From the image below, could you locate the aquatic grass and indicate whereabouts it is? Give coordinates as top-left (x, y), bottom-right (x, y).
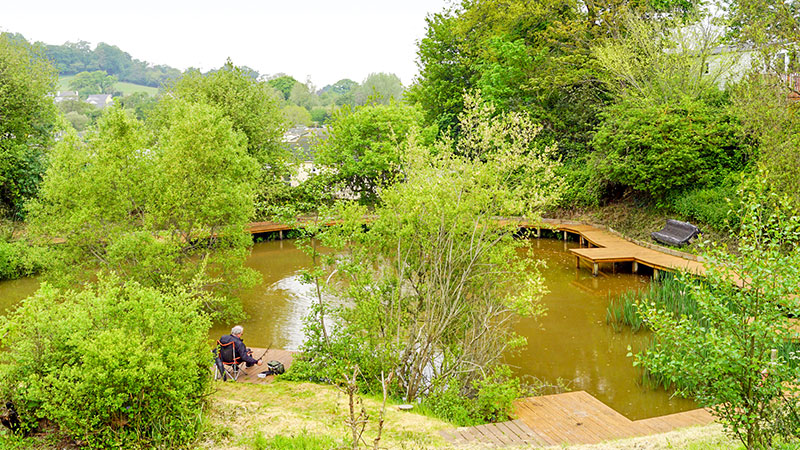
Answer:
top-left (606, 274), bottom-right (703, 333)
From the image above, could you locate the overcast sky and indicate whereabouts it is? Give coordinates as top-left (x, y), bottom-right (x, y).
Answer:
top-left (2, 0), bottom-right (453, 88)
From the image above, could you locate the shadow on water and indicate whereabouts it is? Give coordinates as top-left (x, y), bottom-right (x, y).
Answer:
top-left (0, 238), bottom-right (696, 420)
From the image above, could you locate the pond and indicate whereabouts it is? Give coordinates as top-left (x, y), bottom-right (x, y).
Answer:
top-left (0, 237), bottom-right (696, 420)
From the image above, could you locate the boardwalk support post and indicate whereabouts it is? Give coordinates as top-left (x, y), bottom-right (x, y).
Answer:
top-left (563, 231), bottom-right (568, 241)
top-left (279, 230), bottom-right (283, 240)
top-left (536, 227), bottom-right (541, 238)
top-left (592, 263), bottom-right (599, 276)
top-left (576, 256), bottom-right (580, 269)
top-left (633, 261), bottom-right (638, 273)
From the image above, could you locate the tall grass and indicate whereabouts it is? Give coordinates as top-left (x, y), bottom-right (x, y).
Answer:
top-left (606, 274), bottom-right (702, 332)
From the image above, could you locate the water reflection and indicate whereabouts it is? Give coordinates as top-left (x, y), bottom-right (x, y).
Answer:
top-left (0, 238), bottom-right (696, 420)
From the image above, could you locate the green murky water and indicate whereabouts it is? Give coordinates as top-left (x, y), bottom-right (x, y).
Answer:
top-left (0, 238), bottom-right (695, 420)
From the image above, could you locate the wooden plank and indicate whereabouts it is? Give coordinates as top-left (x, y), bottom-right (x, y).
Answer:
top-left (483, 423), bottom-right (514, 445)
top-left (494, 421), bottom-right (526, 444)
top-left (510, 419), bottom-right (552, 446)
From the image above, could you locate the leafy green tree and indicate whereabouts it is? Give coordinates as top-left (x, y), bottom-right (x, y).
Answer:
top-left (267, 74), bottom-right (300, 100)
top-left (353, 72), bottom-right (404, 105)
top-left (0, 33), bottom-right (59, 217)
top-left (319, 78), bottom-right (358, 106)
top-left (637, 181), bottom-right (800, 449)
top-left (67, 70), bottom-right (117, 96)
top-left (288, 81), bottom-right (319, 110)
top-left (160, 60), bottom-right (287, 175)
top-left (27, 104), bottom-right (259, 319)
top-left (282, 104), bottom-right (312, 126)
top-left (0, 275), bottom-right (212, 448)
top-left (294, 92), bottom-right (564, 420)
top-left (316, 101), bottom-right (425, 203)
top-left (117, 91), bottom-right (158, 120)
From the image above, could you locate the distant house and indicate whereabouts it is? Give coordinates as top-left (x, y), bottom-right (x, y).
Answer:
top-left (85, 94), bottom-right (114, 109)
top-left (54, 91), bottom-right (79, 103)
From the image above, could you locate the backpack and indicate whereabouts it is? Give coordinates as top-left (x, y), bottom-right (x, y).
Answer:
top-left (266, 360), bottom-right (285, 375)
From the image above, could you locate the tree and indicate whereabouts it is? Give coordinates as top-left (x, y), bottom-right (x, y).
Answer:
top-left (637, 180), bottom-right (800, 449)
top-left (288, 81), bottom-right (319, 110)
top-left (408, 0), bottom-right (699, 152)
top-left (295, 92), bottom-right (564, 421)
top-left (27, 104), bottom-right (259, 320)
top-left (320, 78), bottom-right (359, 107)
top-left (316, 101), bottom-right (426, 204)
top-left (0, 32), bottom-right (59, 217)
top-left (353, 72), bottom-right (404, 105)
top-left (68, 70), bottom-right (118, 96)
top-left (267, 74), bottom-right (300, 100)
top-left (160, 60), bottom-right (287, 175)
top-left (282, 104), bottom-right (312, 126)
top-left (0, 276), bottom-right (212, 447)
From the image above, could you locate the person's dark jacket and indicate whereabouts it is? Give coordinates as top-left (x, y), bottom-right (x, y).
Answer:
top-left (219, 334), bottom-right (259, 365)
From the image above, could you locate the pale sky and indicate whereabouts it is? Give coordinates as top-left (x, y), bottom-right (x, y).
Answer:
top-left (1, 0), bottom-right (454, 88)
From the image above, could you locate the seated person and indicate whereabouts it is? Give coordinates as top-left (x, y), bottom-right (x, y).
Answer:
top-left (219, 325), bottom-right (262, 367)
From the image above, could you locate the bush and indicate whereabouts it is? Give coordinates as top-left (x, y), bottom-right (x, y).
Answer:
top-left (421, 366), bottom-right (524, 426)
top-left (0, 240), bottom-right (49, 281)
top-left (669, 181), bottom-right (741, 230)
top-left (0, 275), bottom-right (212, 448)
top-left (592, 95), bottom-right (748, 200)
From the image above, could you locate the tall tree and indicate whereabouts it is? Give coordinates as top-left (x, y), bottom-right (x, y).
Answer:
top-left (0, 32), bottom-right (59, 217)
top-left (161, 60), bottom-right (287, 174)
top-left (68, 70), bottom-right (118, 95)
top-left (28, 104), bottom-right (259, 319)
top-left (353, 72), bottom-right (404, 105)
top-left (316, 101), bottom-right (426, 204)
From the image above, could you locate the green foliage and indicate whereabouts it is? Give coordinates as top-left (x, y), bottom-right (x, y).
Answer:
top-left (592, 95), bottom-right (748, 199)
top-left (353, 72), bottom-right (404, 105)
top-left (0, 276), bottom-right (212, 448)
top-left (282, 104), bottom-right (312, 127)
top-left (296, 93), bottom-right (562, 418)
top-left (556, 156), bottom-right (604, 208)
top-left (729, 75), bottom-right (800, 210)
top-left (606, 274), bottom-right (700, 333)
top-left (67, 70), bottom-right (117, 96)
top-left (118, 91), bottom-right (158, 120)
top-left (160, 60), bottom-right (287, 172)
top-left (635, 179), bottom-right (800, 449)
top-left (255, 431), bottom-right (338, 450)
top-left (27, 104), bottom-right (259, 320)
top-left (267, 75), bottom-right (299, 101)
top-left (316, 100), bottom-right (427, 204)
top-left (0, 33), bottom-right (60, 218)
top-left (43, 39), bottom-right (181, 87)
top-left (0, 240), bottom-right (49, 281)
top-left (670, 183), bottom-right (741, 230)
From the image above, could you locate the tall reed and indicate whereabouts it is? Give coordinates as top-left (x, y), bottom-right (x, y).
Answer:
top-left (606, 274), bottom-right (702, 333)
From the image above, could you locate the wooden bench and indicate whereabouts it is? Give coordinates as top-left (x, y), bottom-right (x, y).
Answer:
top-left (651, 219), bottom-right (700, 247)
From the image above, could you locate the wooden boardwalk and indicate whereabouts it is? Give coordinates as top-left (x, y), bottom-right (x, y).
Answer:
top-left (537, 221), bottom-right (706, 278)
top-left (439, 391), bottom-right (715, 447)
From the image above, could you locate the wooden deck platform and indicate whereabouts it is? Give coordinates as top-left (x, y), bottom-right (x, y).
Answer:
top-left (538, 222), bottom-right (706, 278)
top-left (439, 391), bottom-right (714, 447)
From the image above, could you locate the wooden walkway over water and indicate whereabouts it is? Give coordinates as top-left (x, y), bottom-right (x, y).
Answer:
top-left (247, 219), bottom-right (706, 278)
top-left (439, 391), bottom-right (714, 447)
top-left (532, 221), bottom-right (706, 278)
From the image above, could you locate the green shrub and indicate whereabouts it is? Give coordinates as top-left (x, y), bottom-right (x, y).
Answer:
top-left (557, 157), bottom-right (604, 208)
top-left (592, 95), bottom-right (748, 200)
top-left (421, 366), bottom-right (523, 426)
top-left (0, 275), bottom-right (212, 448)
top-left (670, 182), bottom-right (740, 230)
top-left (0, 240), bottom-right (49, 281)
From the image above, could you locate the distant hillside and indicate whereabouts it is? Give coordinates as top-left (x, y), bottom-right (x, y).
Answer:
top-left (41, 37), bottom-right (182, 87)
top-left (58, 75), bottom-right (160, 96)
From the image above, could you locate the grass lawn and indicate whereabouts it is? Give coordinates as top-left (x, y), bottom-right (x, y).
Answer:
top-left (57, 75), bottom-right (160, 96)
